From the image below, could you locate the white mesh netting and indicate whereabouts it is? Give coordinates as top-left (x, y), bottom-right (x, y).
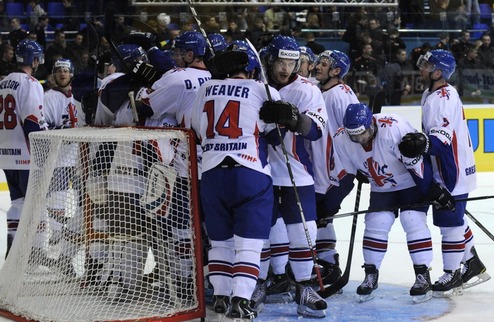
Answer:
top-left (0, 127), bottom-right (204, 322)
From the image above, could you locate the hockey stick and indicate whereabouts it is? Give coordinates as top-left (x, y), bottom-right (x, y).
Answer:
top-left (128, 91), bottom-right (139, 125)
top-left (465, 209), bottom-right (494, 242)
top-left (330, 195), bottom-right (494, 220)
top-left (246, 38), bottom-right (325, 291)
top-left (186, 0), bottom-right (215, 56)
top-left (318, 180), bottom-right (362, 298)
top-left (104, 5), bottom-right (130, 74)
top-left (371, 90), bottom-right (386, 114)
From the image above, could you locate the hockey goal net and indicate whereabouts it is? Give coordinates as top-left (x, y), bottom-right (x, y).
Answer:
top-left (0, 127), bottom-right (205, 322)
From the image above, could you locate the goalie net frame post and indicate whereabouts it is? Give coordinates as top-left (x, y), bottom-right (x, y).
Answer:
top-left (0, 126), bottom-right (205, 322)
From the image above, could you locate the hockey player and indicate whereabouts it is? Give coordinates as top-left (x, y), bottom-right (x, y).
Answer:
top-left (331, 103), bottom-right (435, 303)
top-left (310, 50), bottom-right (360, 287)
top-left (191, 41), bottom-right (281, 320)
top-left (141, 31), bottom-right (211, 129)
top-left (41, 58), bottom-right (80, 276)
top-left (85, 43), bottom-right (173, 298)
top-left (297, 46), bottom-right (316, 82)
top-left (398, 49), bottom-right (490, 296)
top-left (139, 31), bottom-right (212, 300)
top-left (255, 35), bottom-right (328, 318)
top-left (94, 43), bottom-right (151, 126)
top-left (0, 39), bottom-right (47, 258)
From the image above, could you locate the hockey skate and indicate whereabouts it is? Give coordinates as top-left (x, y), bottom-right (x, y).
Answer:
top-left (316, 254), bottom-right (342, 287)
top-left (295, 281), bottom-right (327, 318)
top-left (432, 269), bottom-right (463, 297)
top-left (250, 279), bottom-right (267, 311)
top-left (356, 264), bottom-right (379, 302)
top-left (461, 247), bottom-right (491, 289)
top-left (266, 273), bottom-right (292, 295)
top-left (410, 264), bottom-right (433, 304)
top-left (213, 295), bottom-right (230, 314)
top-left (264, 272), bottom-right (294, 303)
top-left (227, 296), bottom-right (257, 320)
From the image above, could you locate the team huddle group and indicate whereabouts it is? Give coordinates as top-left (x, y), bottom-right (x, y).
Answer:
top-left (0, 27), bottom-right (490, 320)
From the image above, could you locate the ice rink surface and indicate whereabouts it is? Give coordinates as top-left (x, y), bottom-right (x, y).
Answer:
top-left (0, 173), bottom-right (493, 321)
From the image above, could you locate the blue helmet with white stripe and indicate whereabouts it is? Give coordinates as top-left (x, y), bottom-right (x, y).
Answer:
top-left (266, 35), bottom-right (300, 73)
top-left (52, 58), bottom-right (74, 75)
top-left (343, 103), bottom-right (373, 136)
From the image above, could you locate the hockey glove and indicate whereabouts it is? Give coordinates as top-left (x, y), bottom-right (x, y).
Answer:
top-left (130, 60), bottom-right (162, 85)
top-left (259, 100), bottom-right (300, 131)
top-left (399, 132), bottom-right (430, 158)
top-left (120, 31), bottom-right (157, 51)
top-left (427, 182), bottom-right (455, 211)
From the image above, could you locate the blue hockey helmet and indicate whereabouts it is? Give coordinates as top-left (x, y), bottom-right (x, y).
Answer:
top-left (147, 46), bottom-right (176, 73)
top-left (229, 40), bottom-right (261, 77)
top-left (16, 39), bottom-right (44, 66)
top-left (343, 103), bottom-right (375, 144)
top-left (113, 43), bottom-right (147, 71)
top-left (299, 46), bottom-right (316, 64)
top-left (206, 33), bottom-right (228, 61)
top-left (173, 31), bottom-right (207, 57)
top-left (417, 49), bottom-right (456, 79)
top-left (267, 35), bottom-right (300, 73)
top-left (52, 58), bottom-right (74, 75)
top-left (316, 50), bottom-right (351, 78)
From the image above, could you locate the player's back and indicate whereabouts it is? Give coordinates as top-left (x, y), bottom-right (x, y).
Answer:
top-left (193, 78), bottom-right (279, 175)
top-left (144, 67), bottom-right (211, 128)
top-left (323, 82), bottom-right (359, 136)
top-left (0, 71), bottom-right (45, 170)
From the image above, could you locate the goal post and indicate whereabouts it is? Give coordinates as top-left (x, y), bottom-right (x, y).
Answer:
top-left (0, 126), bottom-right (205, 322)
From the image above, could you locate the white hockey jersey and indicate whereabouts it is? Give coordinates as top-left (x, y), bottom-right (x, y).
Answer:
top-left (331, 113), bottom-right (423, 193)
top-left (311, 82), bottom-right (359, 194)
top-left (270, 75), bottom-right (328, 187)
top-left (191, 78), bottom-right (280, 175)
top-left (421, 84), bottom-right (477, 195)
top-left (44, 88), bottom-right (78, 168)
top-left (141, 67), bottom-right (211, 128)
top-left (44, 88), bottom-right (78, 129)
top-left (141, 67), bottom-right (211, 177)
top-left (0, 72), bottom-right (47, 170)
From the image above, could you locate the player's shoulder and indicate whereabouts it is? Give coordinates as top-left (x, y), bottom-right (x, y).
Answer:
top-left (333, 126), bottom-right (348, 141)
top-left (374, 114), bottom-right (403, 134)
top-left (101, 72), bottom-right (123, 85)
top-left (332, 82), bottom-right (356, 95)
top-left (432, 84), bottom-right (458, 100)
top-left (294, 75), bottom-right (319, 88)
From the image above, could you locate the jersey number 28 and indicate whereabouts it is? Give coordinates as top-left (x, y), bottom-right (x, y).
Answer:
top-left (0, 94), bottom-right (18, 130)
